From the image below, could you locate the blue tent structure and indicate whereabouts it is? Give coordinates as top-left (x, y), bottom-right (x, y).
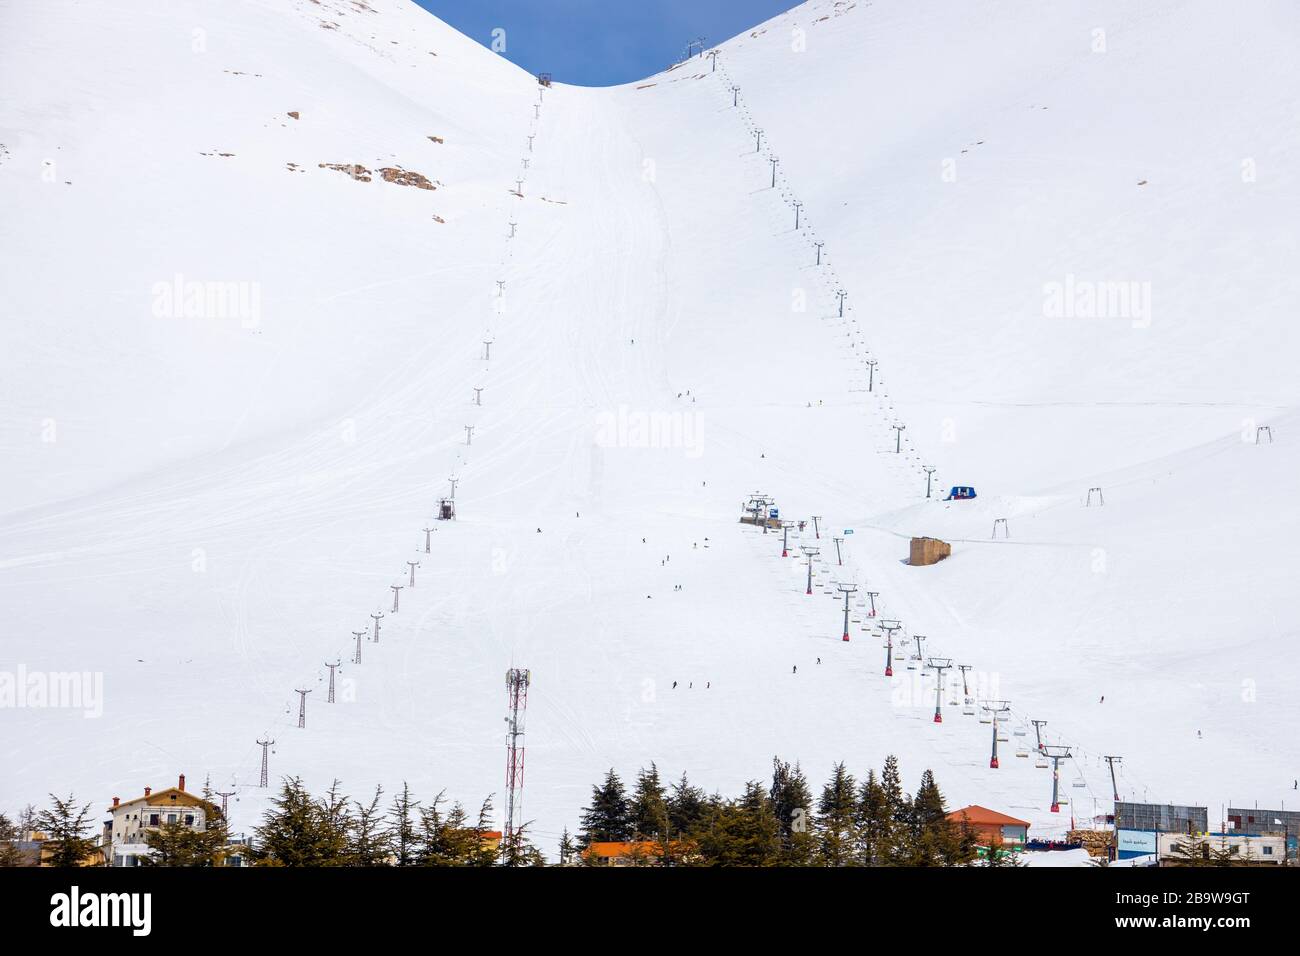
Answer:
top-left (945, 486), bottom-right (977, 501)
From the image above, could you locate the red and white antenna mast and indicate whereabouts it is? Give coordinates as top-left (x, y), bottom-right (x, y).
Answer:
top-left (504, 668), bottom-right (531, 854)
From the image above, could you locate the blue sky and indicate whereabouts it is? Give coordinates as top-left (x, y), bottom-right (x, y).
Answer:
top-left (413, 0), bottom-right (796, 87)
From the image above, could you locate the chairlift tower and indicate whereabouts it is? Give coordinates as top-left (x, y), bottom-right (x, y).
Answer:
top-left (928, 658), bottom-right (952, 722)
top-left (836, 583), bottom-right (858, 641)
top-left (981, 700), bottom-right (1011, 768)
top-left (800, 546), bottom-right (820, 595)
top-left (352, 629), bottom-right (366, 664)
top-left (1032, 719), bottom-right (1048, 754)
top-left (256, 738), bottom-right (274, 788)
top-left (215, 790), bottom-right (235, 819)
top-left (881, 620), bottom-right (901, 676)
top-left (294, 689), bottom-right (311, 729)
top-left (780, 520), bottom-right (796, 558)
top-left (1104, 755), bottom-right (1122, 803)
top-left (1044, 745), bottom-right (1073, 812)
top-left (325, 661), bottom-right (339, 703)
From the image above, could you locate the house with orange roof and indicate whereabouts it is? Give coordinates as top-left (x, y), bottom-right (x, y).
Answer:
top-left (946, 805), bottom-right (1030, 850)
top-left (581, 839), bottom-right (694, 866)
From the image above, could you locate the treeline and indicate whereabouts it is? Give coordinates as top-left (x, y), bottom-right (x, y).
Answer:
top-left (570, 755), bottom-right (992, 866)
top-left (4, 755), bottom-right (1003, 867)
top-left (251, 779), bottom-right (541, 866)
top-left (0, 780), bottom-right (543, 868)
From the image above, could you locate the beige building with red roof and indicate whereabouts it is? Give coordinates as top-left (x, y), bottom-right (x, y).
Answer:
top-left (106, 773), bottom-right (218, 867)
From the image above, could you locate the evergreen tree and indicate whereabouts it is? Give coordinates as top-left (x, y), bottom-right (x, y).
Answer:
top-left (904, 769), bottom-right (947, 866)
top-left (416, 792), bottom-right (468, 865)
top-left (856, 769), bottom-right (893, 865)
top-left (16, 804), bottom-right (37, 840)
top-left (982, 832), bottom-right (1024, 867)
top-left (349, 786), bottom-right (391, 865)
top-left (0, 812), bottom-right (24, 867)
top-left (254, 777), bottom-right (345, 866)
top-left (689, 782), bottom-right (781, 866)
top-left (317, 780), bottom-right (354, 865)
top-left (1211, 840), bottom-right (1242, 867)
top-left (557, 827), bottom-right (578, 866)
top-left (35, 794), bottom-right (100, 867)
top-left (817, 762), bottom-right (859, 866)
top-left (142, 784), bottom-right (230, 867)
top-left (666, 772), bottom-right (706, 835)
top-left (387, 782), bottom-right (421, 866)
top-left (418, 794), bottom-right (500, 866)
top-left (470, 796), bottom-right (501, 866)
top-left (628, 764), bottom-right (670, 840)
top-left (141, 820), bottom-right (224, 866)
top-left (769, 758), bottom-right (816, 865)
top-left (878, 755), bottom-right (913, 864)
top-left (578, 769), bottom-right (631, 845)
top-left (500, 821), bottom-right (545, 867)
top-left (1167, 835), bottom-right (1211, 866)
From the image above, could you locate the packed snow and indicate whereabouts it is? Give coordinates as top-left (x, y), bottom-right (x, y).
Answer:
top-left (1, 0), bottom-right (1298, 854)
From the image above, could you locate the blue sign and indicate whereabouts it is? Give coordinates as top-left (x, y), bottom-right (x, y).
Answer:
top-left (1116, 829), bottom-right (1157, 859)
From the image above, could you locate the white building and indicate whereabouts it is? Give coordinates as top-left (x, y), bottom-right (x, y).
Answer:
top-left (106, 773), bottom-right (218, 867)
top-left (1156, 831), bottom-right (1287, 865)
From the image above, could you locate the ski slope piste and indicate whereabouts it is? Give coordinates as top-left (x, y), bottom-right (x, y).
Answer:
top-left (1, 0), bottom-right (1297, 853)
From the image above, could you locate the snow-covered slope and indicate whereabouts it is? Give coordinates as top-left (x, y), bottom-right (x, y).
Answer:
top-left (2, 0), bottom-right (1297, 849)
